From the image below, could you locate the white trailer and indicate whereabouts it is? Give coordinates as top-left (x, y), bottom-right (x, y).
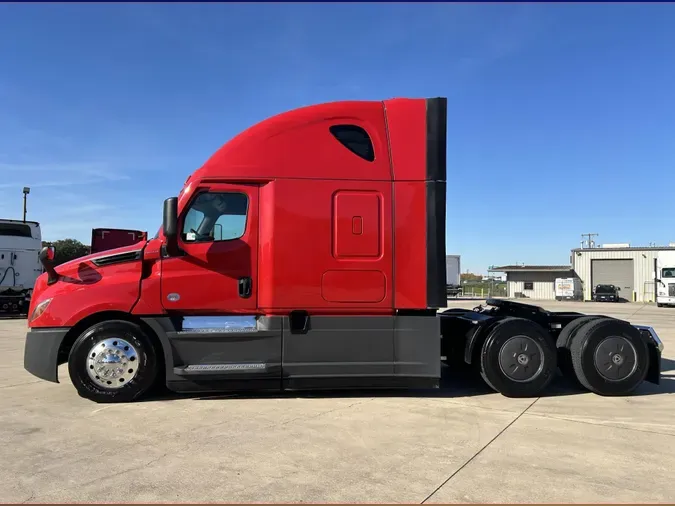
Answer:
top-left (656, 251), bottom-right (675, 307)
top-left (0, 219), bottom-right (43, 313)
top-left (446, 255), bottom-right (461, 296)
top-left (554, 277), bottom-right (582, 301)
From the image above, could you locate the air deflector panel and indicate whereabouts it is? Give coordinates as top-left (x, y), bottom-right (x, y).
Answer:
top-left (425, 97), bottom-right (447, 308)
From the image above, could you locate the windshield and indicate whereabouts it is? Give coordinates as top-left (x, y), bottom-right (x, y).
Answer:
top-left (595, 284), bottom-right (616, 293)
top-left (662, 268), bottom-right (675, 278)
top-left (0, 223), bottom-right (32, 238)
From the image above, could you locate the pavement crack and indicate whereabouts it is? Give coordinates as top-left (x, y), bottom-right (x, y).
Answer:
top-left (21, 449), bottom-right (180, 503)
top-left (20, 492), bottom-right (35, 504)
top-left (524, 411), bottom-right (675, 438)
top-left (0, 380), bottom-right (42, 389)
top-left (274, 400), bottom-right (367, 428)
top-left (420, 397), bottom-right (540, 504)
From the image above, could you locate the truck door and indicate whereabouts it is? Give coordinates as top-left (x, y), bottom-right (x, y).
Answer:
top-left (161, 182), bottom-right (259, 312)
top-left (160, 183), bottom-right (281, 385)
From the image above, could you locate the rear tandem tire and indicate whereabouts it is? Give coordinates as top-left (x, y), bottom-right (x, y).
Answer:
top-left (479, 318), bottom-right (557, 398)
top-left (68, 320), bottom-right (159, 403)
top-left (555, 316), bottom-right (604, 387)
top-left (569, 318), bottom-right (649, 396)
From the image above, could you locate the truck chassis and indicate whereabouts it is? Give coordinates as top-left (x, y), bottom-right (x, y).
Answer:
top-left (25, 297), bottom-right (663, 403)
top-left (440, 299), bottom-right (662, 397)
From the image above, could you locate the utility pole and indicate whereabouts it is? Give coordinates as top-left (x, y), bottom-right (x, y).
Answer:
top-left (581, 233), bottom-right (598, 249)
top-left (22, 187), bottom-right (30, 222)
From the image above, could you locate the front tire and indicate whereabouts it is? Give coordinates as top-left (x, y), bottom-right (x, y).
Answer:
top-left (68, 320), bottom-right (159, 403)
top-left (479, 318), bottom-right (557, 397)
top-left (570, 318), bottom-right (649, 396)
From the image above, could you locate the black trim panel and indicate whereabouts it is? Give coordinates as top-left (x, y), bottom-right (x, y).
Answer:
top-left (426, 180), bottom-right (447, 308)
top-left (91, 249), bottom-right (143, 267)
top-left (394, 311), bottom-right (441, 377)
top-left (425, 98), bottom-right (448, 309)
top-left (143, 315), bottom-right (282, 385)
top-left (144, 313), bottom-right (441, 395)
top-left (282, 315), bottom-right (395, 377)
top-left (24, 327), bottom-right (70, 383)
top-left (284, 376), bottom-right (439, 391)
top-left (425, 97), bottom-right (447, 183)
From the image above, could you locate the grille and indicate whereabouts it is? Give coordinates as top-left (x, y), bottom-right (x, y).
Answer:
top-left (669, 284), bottom-right (675, 297)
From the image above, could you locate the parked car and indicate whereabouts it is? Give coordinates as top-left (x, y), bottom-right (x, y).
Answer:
top-left (593, 284), bottom-right (620, 302)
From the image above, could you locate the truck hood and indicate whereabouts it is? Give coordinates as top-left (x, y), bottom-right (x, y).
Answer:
top-left (55, 241), bottom-right (147, 275)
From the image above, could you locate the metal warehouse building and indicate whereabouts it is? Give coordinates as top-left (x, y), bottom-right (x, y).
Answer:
top-left (571, 245), bottom-right (675, 302)
top-left (491, 245), bottom-right (675, 302)
top-left (489, 265), bottom-right (576, 300)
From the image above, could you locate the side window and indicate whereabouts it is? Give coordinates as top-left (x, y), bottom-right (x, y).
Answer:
top-left (182, 192), bottom-right (248, 242)
top-left (329, 125), bottom-right (375, 162)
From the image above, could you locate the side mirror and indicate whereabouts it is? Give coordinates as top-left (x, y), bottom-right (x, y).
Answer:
top-left (38, 246), bottom-right (59, 285)
top-left (163, 197), bottom-right (178, 238)
top-left (162, 197), bottom-right (179, 256)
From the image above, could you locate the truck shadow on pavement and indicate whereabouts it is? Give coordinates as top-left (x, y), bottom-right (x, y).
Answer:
top-left (142, 364), bottom-right (675, 403)
top-left (660, 357), bottom-right (675, 372)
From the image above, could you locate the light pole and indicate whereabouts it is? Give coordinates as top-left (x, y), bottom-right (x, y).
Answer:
top-left (22, 187), bottom-right (30, 222)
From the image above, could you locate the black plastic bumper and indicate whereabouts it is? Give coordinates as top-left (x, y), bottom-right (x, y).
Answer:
top-left (24, 327), bottom-right (70, 383)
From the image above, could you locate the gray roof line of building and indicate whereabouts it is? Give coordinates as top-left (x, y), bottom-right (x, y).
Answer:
top-left (489, 265), bottom-right (573, 272)
top-left (572, 246), bottom-right (675, 252)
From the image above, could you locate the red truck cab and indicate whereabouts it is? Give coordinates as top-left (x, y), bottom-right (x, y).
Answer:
top-left (23, 97), bottom-right (449, 403)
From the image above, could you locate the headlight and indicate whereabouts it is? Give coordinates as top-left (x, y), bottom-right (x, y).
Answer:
top-left (29, 298), bottom-right (52, 323)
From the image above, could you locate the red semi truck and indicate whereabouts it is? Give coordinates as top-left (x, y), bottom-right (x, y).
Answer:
top-left (23, 97), bottom-right (663, 403)
top-left (90, 228), bottom-right (147, 254)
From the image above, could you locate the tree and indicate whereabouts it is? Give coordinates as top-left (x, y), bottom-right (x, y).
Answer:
top-left (49, 238), bottom-right (91, 266)
top-left (460, 272), bottom-right (483, 282)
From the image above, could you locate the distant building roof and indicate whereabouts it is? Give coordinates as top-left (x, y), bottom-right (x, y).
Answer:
top-left (572, 246), bottom-right (675, 252)
top-left (489, 265), bottom-right (573, 272)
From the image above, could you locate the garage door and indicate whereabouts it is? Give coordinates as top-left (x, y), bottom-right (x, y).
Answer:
top-left (591, 259), bottom-right (634, 301)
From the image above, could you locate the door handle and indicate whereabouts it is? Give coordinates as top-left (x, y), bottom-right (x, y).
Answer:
top-left (238, 277), bottom-right (252, 298)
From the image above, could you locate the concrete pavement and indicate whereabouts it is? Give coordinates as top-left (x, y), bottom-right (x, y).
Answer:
top-left (1, 300), bottom-right (673, 503)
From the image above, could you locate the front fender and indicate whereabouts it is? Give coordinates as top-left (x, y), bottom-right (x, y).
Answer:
top-left (29, 259), bottom-right (142, 328)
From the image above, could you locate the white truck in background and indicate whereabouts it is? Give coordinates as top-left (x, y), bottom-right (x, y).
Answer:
top-left (555, 277), bottom-right (582, 301)
top-left (446, 254), bottom-right (462, 297)
top-left (655, 251), bottom-right (675, 307)
top-left (0, 219), bottom-right (43, 314)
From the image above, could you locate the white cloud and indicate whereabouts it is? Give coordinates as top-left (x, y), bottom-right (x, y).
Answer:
top-left (0, 161), bottom-right (131, 189)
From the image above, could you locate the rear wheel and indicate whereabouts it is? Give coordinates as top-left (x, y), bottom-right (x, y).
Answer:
top-left (479, 318), bottom-right (557, 397)
top-left (68, 320), bottom-right (159, 403)
top-left (556, 316), bottom-right (605, 386)
top-left (570, 318), bottom-right (649, 396)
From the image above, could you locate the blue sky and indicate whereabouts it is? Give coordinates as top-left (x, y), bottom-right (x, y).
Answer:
top-left (1, 3), bottom-right (674, 274)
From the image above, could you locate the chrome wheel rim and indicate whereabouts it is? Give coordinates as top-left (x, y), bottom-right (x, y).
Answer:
top-left (86, 338), bottom-right (139, 389)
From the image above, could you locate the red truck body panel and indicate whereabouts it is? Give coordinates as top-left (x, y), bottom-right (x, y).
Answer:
top-left (91, 228), bottom-right (147, 254)
top-left (25, 97), bottom-right (448, 396)
top-left (30, 97), bottom-right (447, 326)
top-left (165, 97), bottom-right (446, 314)
top-left (27, 242), bottom-right (146, 327)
